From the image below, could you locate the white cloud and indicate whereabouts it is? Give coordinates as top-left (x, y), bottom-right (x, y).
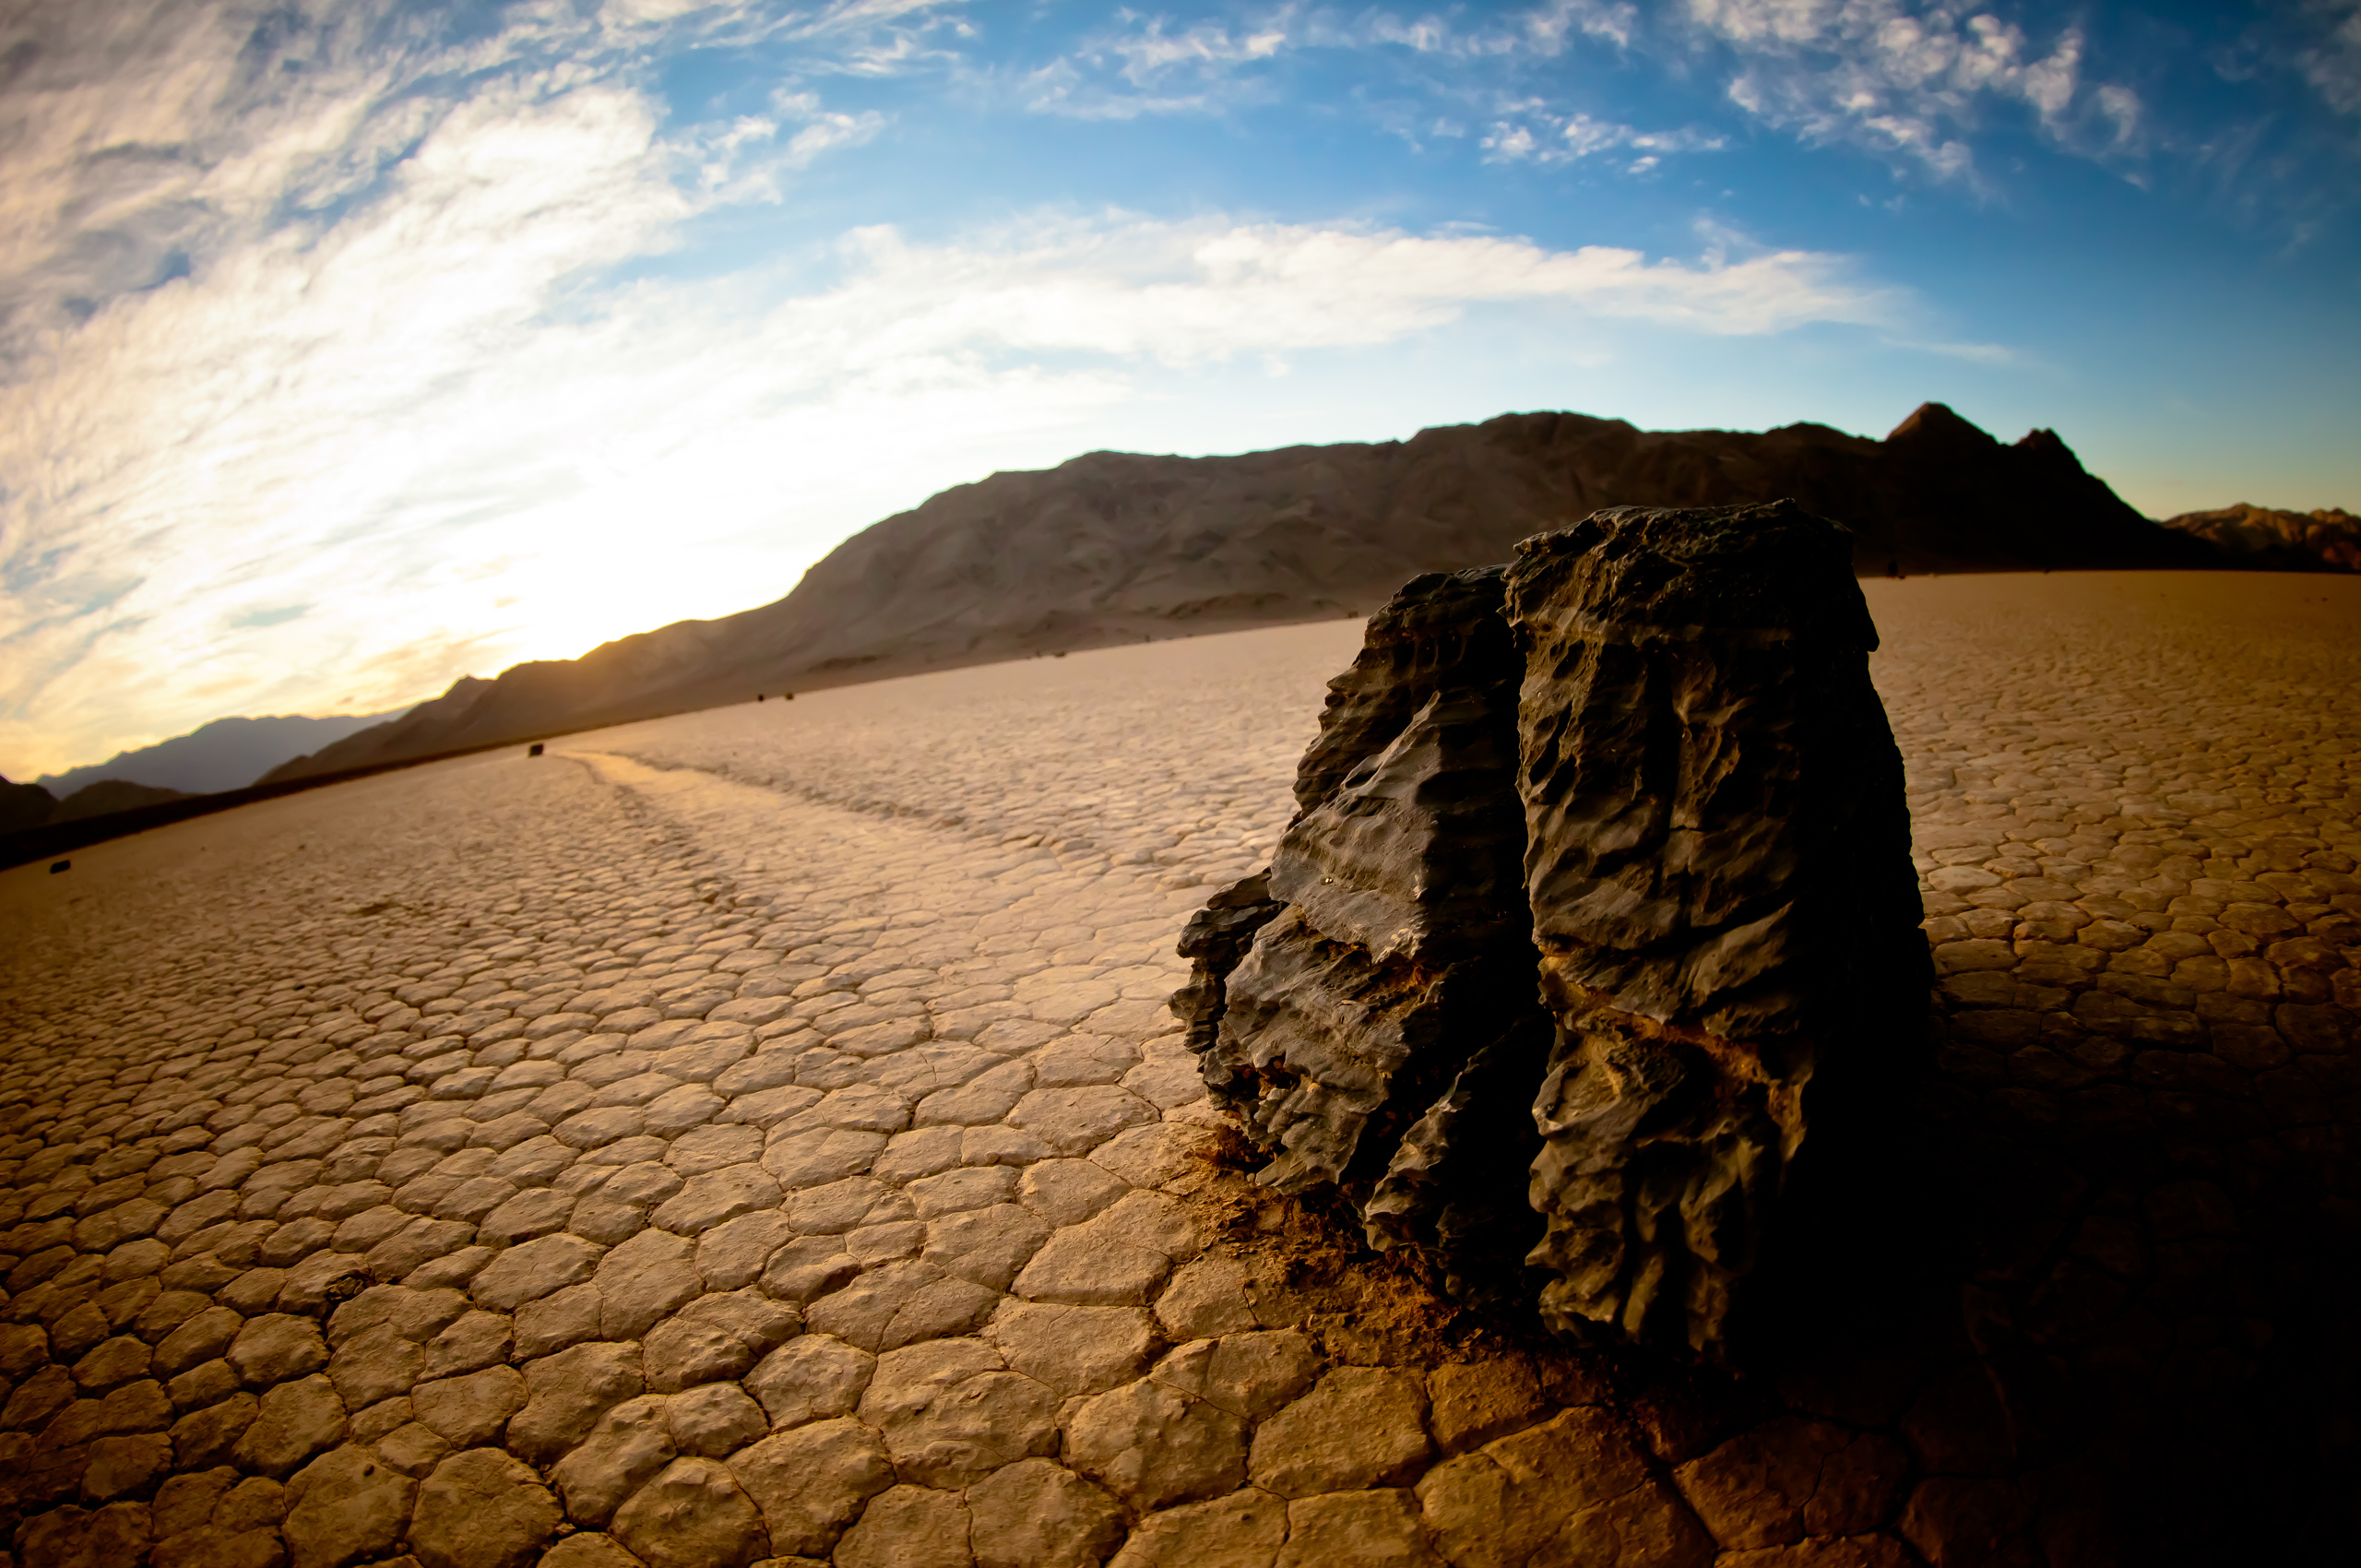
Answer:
top-left (2298, 0), bottom-right (2361, 117)
top-left (1482, 104), bottom-right (1726, 166)
top-left (0, 145), bottom-right (1905, 774)
top-left (1685, 0), bottom-right (2140, 180)
top-left (1022, 0), bottom-right (1639, 118)
top-left (0, 0), bottom-right (1960, 781)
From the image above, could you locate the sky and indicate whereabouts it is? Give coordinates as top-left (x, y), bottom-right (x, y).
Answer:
top-left (2, 0), bottom-right (2357, 779)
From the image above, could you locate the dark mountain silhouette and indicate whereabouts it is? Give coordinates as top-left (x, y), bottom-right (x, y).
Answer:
top-left (36, 708), bottom-right (409, 798)
top-left (0, 778), bottom-right (55, 836)
top-left (269, 401), bottom-right (2227, 782)
top-left (0, 776), bottom-right (188, 834)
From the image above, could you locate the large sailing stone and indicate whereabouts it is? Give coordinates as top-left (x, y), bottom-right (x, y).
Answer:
top-left (1504, 502), bottom-right (1929, 1355)
top-left (1173, 503), bottom-right (1928, 1353)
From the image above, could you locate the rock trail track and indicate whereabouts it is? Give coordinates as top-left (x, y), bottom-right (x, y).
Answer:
top-left (0, 573), bottom-right (2355, 1568)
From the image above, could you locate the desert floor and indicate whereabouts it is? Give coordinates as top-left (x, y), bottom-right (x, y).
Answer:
top-left (0, 570), bottom-right (2355, 1568)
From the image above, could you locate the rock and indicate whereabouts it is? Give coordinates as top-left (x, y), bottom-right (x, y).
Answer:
top-left (282, 1445), bottom-right (416, 1568)
top-left (1247, 1366), bottom-right (1430, 1495)
top-left (1108, 1491), bottom-right (1288, 1568)
top-left (1506, 505), bottom-right (1928, 1355)
top-left (509, 1342), bottom-right (643, 1465)
top-left (745, 1334), bottom-right (874, 1430)
top-left (985, 1302), bottom-right (1157, 1398)
top-left (1277, 1489), bottom-right (1444, 1568)
top-left (552, 1395), bottom-right (677, 1526)
top-left (1066, 1378), bottom-right (1248, 1512)
top-left (1168, 873), bottom-right (1285, 1058)
top-left (833, 1484), bottom-right (970, 1568)
top-left (410, 1448), bottom-right (562, 1568)
top-left (1359, 1011), bottom-right (1554, 1305)
top-left (1203, 566), bottom-right (1539, 1215)
top-left (1175, 504), bottom-right (1929, 1351)
top-left (1173, 567), bottom-right (1550, 1291)
top-left (856, 1338), bottom-right (1059, 1489)
top-left (967, 1458), bottom-right (1126, 1568)
top-left (409, 1364), bottom-right (526, 1447)
top-left (231, 1374), bottom-right (347, 1478)
top-left (610, 1456), bottom-right (770, 1568)
top-left (727, 1418), bottom-right (894, 1556)
top-left (667, 1381), bottom-right (768, 1456)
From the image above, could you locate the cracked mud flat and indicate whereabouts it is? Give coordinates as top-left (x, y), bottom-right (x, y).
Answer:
top-left (0, 574), bottom-right (2355, 1568)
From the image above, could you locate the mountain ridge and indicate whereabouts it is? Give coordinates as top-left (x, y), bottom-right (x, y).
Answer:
top-left (267, 401), bottom-right (2232, 783)
top-left (2160, 504), bottom-right (2360, 573)
top-left (36, 708), bottom-right (411, 798)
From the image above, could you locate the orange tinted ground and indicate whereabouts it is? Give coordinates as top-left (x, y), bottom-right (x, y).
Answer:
top-left (0, 572), bottom-right (2354, 1567)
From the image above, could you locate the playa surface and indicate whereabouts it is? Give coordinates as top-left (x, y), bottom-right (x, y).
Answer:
top-left (0, 573), bottom-right (2355, 1566)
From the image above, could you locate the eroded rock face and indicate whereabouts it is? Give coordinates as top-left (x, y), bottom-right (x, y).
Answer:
top-left (1507, 503), bottom-right (1929, 1353)
top-left (1178, 569), bottom-right (1549, 1287)
top-left (1176, 504), bottom-right (1929, 1354)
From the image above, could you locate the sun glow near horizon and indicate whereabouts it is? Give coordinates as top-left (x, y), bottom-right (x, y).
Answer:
top-left (3, 0), bottom-right (2357, 778)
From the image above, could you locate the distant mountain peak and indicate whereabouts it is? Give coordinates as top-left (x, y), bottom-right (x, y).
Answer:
top-left (267, 402), bottom-right (2225, 787)
top-left (1884, 400), bottom-right (1993, 447)
top-left (34, 706), bottom-right (414, 797)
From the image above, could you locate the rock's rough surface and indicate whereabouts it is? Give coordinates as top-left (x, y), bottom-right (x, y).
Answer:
top-left (1506, 505), bottom-right (1930, 1352)
top-left (1180, 567), bottom-right (1554, 1292)
top-left (1179, 505), bottom-right (1930, 1350)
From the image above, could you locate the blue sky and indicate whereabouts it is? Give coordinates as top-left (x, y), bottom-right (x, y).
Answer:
top-left (2, 0), bottom-right (2357, 778)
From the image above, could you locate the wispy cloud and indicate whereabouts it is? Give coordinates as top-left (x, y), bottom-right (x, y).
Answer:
top-left (1482, 104), bottom-right (1726, 169)
top-left (0, 124), bottom-right (1907, 777)
top-left (1021, 0), bottom-right (1640, 119)
top-left (2297, 0), bottom-right (2361, 119)
top-left (1683, 0), bottom-right (2137, 183)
